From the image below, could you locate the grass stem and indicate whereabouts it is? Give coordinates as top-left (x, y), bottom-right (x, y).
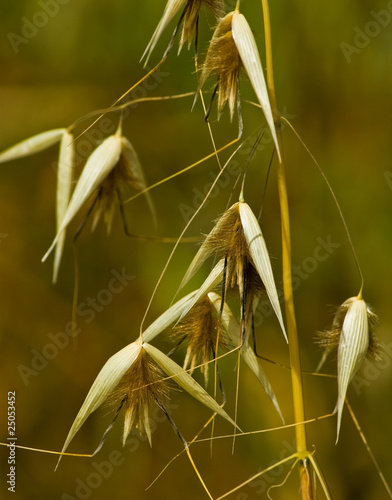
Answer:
top-left (260, 0), bottom-right (312, 497)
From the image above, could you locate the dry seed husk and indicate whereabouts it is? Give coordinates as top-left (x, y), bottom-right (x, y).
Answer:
top-left (56, 340), bottom-right (143, 468)
top-left (109, 349), bottom-right (170, 446)
top-left (231, 11), bottom-right (281, 160)
top-left (201, 12), bottom-right (242, 120)
top-left (53, 130), bottom-right (75, 283)
top-left (208, 292), bottom-right (284, 422)
top-left (168, 295), bottom-right (228, 384)
top-left (0, 128), bottom-right (66, 163)
top-left (179, 202), bottom-right (287, 341)
top-left (335, 297), bottom-right (376, 440)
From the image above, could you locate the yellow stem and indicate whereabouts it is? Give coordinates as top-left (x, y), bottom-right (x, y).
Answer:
top-left (260, 0), bottom-right (312, 497)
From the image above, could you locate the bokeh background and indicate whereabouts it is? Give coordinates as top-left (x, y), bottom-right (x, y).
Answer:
top-left (1, 1), bottom-right (391, 499)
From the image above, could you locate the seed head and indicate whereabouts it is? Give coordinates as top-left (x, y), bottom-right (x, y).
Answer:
top-left (201, 12), bottom-right (242, 120)
top-left (169, 295), bottom-right (228, 385)
top-left (56, 339), bottom-right (238, 469)
top-left (109, 349), bottom-right (170, 446)
top-left (319, 296), bottom-right (380, 440)
top-left (42, 130), bottom-right (154, 267)
top-left (181, 0), bottom-right (225, 51)
top-left (203, 203), bottom-right (258, 290)
top-left (179, 201), bottom-right (287, 342)
top-left (201, 10), bottom-right (282, 158)
top-left (91, 136), bottom-right (152, 233)
top-left (317, 299), bottom-right (379, 360)
top-left (142, 0), bottom-right (224, 65)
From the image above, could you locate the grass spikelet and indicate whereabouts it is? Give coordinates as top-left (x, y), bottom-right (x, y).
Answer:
top-left (143, 343), bottom-right (239, 429)
top-left (180, 0), bottom-right (224, 51)
top-left (231, 10), bottom-right (281, 159)
top-left (201, 12), bottom-right (242, 121)
top-left (317, 298), bottom-right (380, 364)
top-left (142, 0), bottom-right (224, 65)
top-left (208, 292), bottom-right (284, 421)
top-left (109, 349), bottom-right (171, 446)
top-left (317, 295), bottom-right (380, 441)
top-left (180, 201), bottom-right (287, 342)
top-left (42, 129), bottom-right (153, 266)
top-left (92, 136), bottom-right (155, 233)
top-left (200, 9), bottom-right (282, 157)
top-left (56, 340), bottom-right (143, 468)
top-left (168, 295), bottom-right (227, 385)
top-left (42, 131), bottom-right (123, 262)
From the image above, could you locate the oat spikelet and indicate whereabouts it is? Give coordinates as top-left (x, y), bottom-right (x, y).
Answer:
top-left (203, 203), bottom-right (252, 289)
top-left (202, 204), bottom-right (263, 337)
top-left (42, 131), bottom-right (154, 263)
top-left (201, 10), bottom-right (282, 158)
top-left (180, 0), bottom-right (225, 51)
top-left (142, 0), bottom-right (224, 65)
top-left (317, 296), bottom-right (380, 441)
top-left (208, 291), bottom-right (284, 421)
top-left (109, 349), bottom-right (170, 446)
top-left (56, 340), bottom-right (143, 469)
top-left (56, 338), bottom-right (237, 470)
top-left (317, 298), bottom-right (380, 365)
top-left (201, 12), bottom-right (242, 120)
top-left (91, 136), bottom-right (153, 233)
top-left (144, 342), bottom-right (239, 429)
top-left (180, 202), bottom-right (287, 342)
top-left (231, 10), bottom-right (282, 160)
top-left (169, 295), bottom-right (227, 385)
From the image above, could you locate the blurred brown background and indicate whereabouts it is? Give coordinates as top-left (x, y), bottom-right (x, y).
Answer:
top-left (1, 1), bottom-right (391, 499)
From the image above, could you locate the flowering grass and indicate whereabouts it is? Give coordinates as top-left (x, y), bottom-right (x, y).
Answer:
top-left (1, 2), bottom-right (391, 499)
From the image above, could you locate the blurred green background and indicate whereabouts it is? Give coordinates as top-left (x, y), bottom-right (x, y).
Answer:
top-left (1, 1), bottom-right (391, 499)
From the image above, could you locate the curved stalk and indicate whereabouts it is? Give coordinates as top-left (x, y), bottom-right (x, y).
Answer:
top-left (260, 1), bottom-right (313, 498)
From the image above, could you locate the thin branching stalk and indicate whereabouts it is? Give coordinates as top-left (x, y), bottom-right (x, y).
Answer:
top-left (216, 454), bottom-right (299, 499)
top-left (281, 116), bottom-right (365, 293)
top-left (124, 139), bottom-right (239, 205)
top-left (138, 143), bottom-right (241, 337)
top-left (346, 398), bottom-right (392, 498)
